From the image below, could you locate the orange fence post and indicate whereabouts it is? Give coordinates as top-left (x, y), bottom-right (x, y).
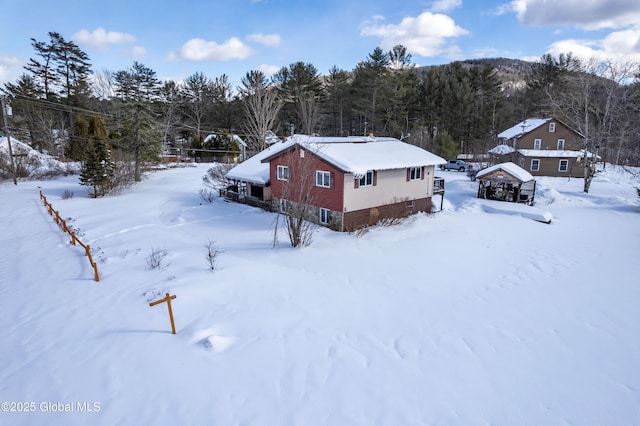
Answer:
top-left (39, 191), bottom-right (100, 283)
top-left (92, 262), bottom-right (100, 282)
top-left (149, 293), bottom-right (178, 334)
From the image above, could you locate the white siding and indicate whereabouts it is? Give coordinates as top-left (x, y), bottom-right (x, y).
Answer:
top-left (343, 166), bottom-right (435, 212)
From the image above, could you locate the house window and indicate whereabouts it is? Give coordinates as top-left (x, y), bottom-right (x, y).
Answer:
top-left (359, 171), bottom-right (373, 186)
top-left (559, 159), bottom-right (569, 172)
top-left (531, 159), bottom-right (540, 171)
top-left (409, 167), bottom-right (422, 180)
top-left (319, 208), bottom-right (331, 224)
top-left (557, 139), bottom-right (565, 150)
top-left (518, 158), bottom-right (525, 167)
top-left (316, 170), bottom-right (331, 188)
top-left (534, 139), bottom-right (541, 149)
top-left (277, 165), bottom-right (289, 181)
top-left (549, 122), bottom-right (556, 132)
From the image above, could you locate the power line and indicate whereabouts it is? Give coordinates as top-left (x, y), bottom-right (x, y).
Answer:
top-left (12, 95), bottom-right (116, 118)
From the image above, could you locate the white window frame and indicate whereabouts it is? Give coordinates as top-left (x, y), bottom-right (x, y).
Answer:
top-left (557, 139), bottom-right (565, 150)
top-left (558, 159), bottom-right (569, 172)
top-left (319, 208), bottom-right (331, 224)
top-left (549, 122), bottom-right (556, 132)
top-left (316, 170), bottom-right (331, 188)
top-left (359, 171), bottom-right (373, 186)
top-left (276, 165), bottom-right (289, 181)
top-left (409, 167), bottom-right (422, 180)
top-left (534, 139), bottom-right (541, 150)
top-left (530, 159), bottom-right (540, 171)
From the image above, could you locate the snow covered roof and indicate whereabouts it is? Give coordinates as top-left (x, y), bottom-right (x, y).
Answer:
top-left (264, 134), bottom-right (446, 177)
top-left (475, 161), bottom-right (534, 182)
top-left (488, 144), bottom-right (516, 155)
top-left (497, 118), bottom-right (552, 139)
top-left (225, 140), bottom-right (294, 185)
top-left (518, 149), bottom-right (599, 159)
top-left (204, 133), bottom-right (247, 148)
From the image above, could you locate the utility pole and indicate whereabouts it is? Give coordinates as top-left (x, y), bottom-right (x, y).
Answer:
top-left (1, 96), bottom-right (17, 185)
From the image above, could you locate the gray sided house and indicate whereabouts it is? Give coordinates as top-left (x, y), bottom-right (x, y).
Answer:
top-left (490, 117), bottom-right (598, 178)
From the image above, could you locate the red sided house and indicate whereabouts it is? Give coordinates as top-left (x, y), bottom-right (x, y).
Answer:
top-left (253, 135), bottom-right (445, 232)
top-left (490, 117), bottom-right (598, 178)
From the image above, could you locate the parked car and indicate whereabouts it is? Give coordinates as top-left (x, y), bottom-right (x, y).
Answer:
top-left (439, 159), bottom-right (469, 172)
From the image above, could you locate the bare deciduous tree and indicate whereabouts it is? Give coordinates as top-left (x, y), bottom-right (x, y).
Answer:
top-left (272, 143), bottom-right (318, 248)
top-left (239, 70), bottom-right (282, 153)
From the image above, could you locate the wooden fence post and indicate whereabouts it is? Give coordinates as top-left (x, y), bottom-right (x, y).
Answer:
top-left (149, 293), bottom-right (178, 334)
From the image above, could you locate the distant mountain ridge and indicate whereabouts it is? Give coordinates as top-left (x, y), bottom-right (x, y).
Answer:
top-left (416, 57), bottom-right (534, 92)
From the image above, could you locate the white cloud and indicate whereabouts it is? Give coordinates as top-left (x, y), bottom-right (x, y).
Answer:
top-left (126, 46), bottom-right (147, 58)
top-left (257, 64), bottom-right (281, 76)
top-left (168, 37), bottom-right (255, 62)
top-left (546, 28), bottom-right (640, 62)
top-left (431, 0), bottom-right (462, 12)
top-left (493, 2), bottom-right (515, 16)
top-left (246, 33), bottom-right (282, 47)
top-left (360, 12), bottom-right (468, 57)
top-left (0, 56), bottom-right (23, 84)
top-left (72, 28), bottom-right (136, 50)
top-left (510, 0), bottom-right (640, 30)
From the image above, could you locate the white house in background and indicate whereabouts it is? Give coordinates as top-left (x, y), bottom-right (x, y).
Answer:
top-left (203, 133), bottom-right (247, 161)
top-left (227, 134), bottom-right (445, 231)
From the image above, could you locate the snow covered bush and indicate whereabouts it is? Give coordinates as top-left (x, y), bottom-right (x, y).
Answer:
top-left (199, 188), bottom-right (215, 203)
top-left (202, 163), bottom-right (234, 191)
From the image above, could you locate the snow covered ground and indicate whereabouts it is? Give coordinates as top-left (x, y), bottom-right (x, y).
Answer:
top-left (0, 162), bottom-right (639, 425)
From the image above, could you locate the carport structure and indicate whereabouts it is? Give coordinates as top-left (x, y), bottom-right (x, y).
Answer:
top-left (476, 162), bottom-right (536, 206)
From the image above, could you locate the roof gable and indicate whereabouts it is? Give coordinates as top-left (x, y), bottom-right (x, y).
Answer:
top-left (225, 140), bottom-right (295, 184)
top-left (476, 161), bottom-right (534, 182)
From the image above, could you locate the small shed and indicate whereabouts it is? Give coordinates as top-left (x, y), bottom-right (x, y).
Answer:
top-left (476, 162), bottom-right (536, 206)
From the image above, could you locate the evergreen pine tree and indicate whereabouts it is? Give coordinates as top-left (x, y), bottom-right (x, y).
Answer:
top-left (79, 116), bottom-right (114, 197)
top-left (433, 130), bottom-right (458, 160)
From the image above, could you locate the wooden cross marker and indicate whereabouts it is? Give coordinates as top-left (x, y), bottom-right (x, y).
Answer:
top-left (149, 293), bottom-right (177, 334)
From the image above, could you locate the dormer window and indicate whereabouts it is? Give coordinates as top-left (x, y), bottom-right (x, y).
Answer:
top-left (549, 122), bottom-right (556, 133)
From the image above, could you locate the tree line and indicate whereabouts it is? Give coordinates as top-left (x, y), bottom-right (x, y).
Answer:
top-left (2, 31), bottom-right (640, 194)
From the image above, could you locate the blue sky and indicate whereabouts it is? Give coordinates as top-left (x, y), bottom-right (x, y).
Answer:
top-left (1, 0), bottom-right (639, 89)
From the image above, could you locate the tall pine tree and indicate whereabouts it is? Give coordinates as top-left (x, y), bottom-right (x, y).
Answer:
top-left (79, 116), bottom-right (115, 197)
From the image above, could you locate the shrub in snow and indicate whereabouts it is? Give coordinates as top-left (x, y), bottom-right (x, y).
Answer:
top-left (199, 188), bottom-right (215, 204)
top-left (61, 189), bottom-right (74, 200)
top-left (146, 248), bottom-right (169, 270)
top-left (202, 164), bottom-right (234, 191)
top-left (204, 240), bottom-right (222, 271)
